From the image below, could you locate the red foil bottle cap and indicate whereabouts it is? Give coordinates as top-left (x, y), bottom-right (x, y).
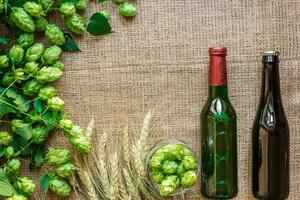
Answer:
top-left (209, 47), bottom-right (227, 55)
top-left (209, 47), bottom-right (227, 86)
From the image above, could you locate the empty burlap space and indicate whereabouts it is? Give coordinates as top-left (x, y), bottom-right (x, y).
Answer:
top-left (1, 0), bottom-right (300, 199)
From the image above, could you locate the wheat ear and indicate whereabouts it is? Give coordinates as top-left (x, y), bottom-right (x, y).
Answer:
top-left (73, 154), bottom-right (98, 200)
top-left (139, 111), bottom-right (152, 157)
top-left (132, 141), bottom-right (146, 177)
top-left (108, 153), bottom-right (119, 200)
top-left (123, 168), bottom-right (141, 200)
top-left (122, 126), bottom-right (131, 167)
top-left (86, 118), bottom-right (95, 137)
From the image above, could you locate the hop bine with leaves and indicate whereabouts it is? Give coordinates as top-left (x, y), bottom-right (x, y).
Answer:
top-left (0, 0), bottom-right (138, 198)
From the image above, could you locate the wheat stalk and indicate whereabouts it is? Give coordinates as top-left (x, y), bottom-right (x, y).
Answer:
top-left (123, 168), bottom-right (141, 200)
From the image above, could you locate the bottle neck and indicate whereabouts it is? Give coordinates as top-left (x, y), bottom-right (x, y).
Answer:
top-left (208, 52), bottom-right (228, 98)
top-left (209, 85), bottom-right (229, 99)
top-left (261, 56), bottom-right (281, 102)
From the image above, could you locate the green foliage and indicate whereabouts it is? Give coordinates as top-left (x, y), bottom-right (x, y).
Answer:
top-left (87, 12), bottom-right (112, 36)
top-left (62, 33), bottom-right (80, 52)
top-left (0, 170), bottom-right (16, 197)
top-left (29, 144), bottom-right (46, 169)
top-left (39, 173), bottom-right (51, 193)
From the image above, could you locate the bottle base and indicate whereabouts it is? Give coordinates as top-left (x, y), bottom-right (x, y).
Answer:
top-left (201, 191), bottom-right (238, 199)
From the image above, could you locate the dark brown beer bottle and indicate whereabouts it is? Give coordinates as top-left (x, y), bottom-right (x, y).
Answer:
top-left (252, 51), bottom-right (289, 200)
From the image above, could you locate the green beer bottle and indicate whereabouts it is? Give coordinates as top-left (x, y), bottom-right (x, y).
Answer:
top-left (201, 47), bottom-right (238, 199)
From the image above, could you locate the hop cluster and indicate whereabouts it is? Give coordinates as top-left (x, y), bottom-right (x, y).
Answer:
top-left (46, 148), bottom-right (75, 197)
top-left (0, 33), bottom-right (91, 199)
top-left (59, 119), bottom-right (92, 154)
top-left (9, 0), bottom-right (87, 44)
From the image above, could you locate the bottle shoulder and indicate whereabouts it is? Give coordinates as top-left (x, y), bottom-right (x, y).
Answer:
top-left (201, 97), bottom-right (236, 118)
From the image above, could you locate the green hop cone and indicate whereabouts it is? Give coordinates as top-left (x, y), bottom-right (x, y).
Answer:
top-left (59, 2), bottom-right (76, 16)
top-left (38, 0), bottom-right (53, 13)
top-left (149, 153), bottom-right (164, 170)
top-left (38, 85), bottom-right (57, 100)
top-left (23, 1), bottom-right (44, 17)
top-left (41, 45), bottom-right (62, 65)
top-left (49, 178), bottom-right (72, 197)
top-left (46, 148), bottom-right (71, 166)
top-left (55, 162), bottom-right (76, 178)
top-left (4, 195), bottom-right (28, 200)
top-left (47, 96), bottom-right (64, 111)
top-left (75, 0), bottom-right (87, 10)
top-left (70, 134), bottom-right (91, 154)
top-left (15, 177), bottom-right (36, 195)
top-left (9, 45), bottom-right (24, 64)
top-left (151, 170), bottom-right (165, 184)
top-left (32, 125), bottom-right (48, 143)
top-left (3, 69), bottom-right (26, 86)
top-left (162, 160), bottom-right (178, 175)
top-left (0, 131), bottom-right (13, 146)
top-left (0, 0), bottom-right (4, 13)
top-left (24, 62), bottom-right (39, 75)
top-left (14, 68), bottom-right (25, 83)
top-left (10, 7), bottom-right (35, 32)
top-left (45, 24), bottom-right (65, 45)
top-left (50, 61), bottom-right (64, 70)
top-left (176, 162), bottom-right (186, 177)
top-left (2, 72), bottom-right (14, 86)
top-left (35, 17), bottom-right (49, 32)
top-left (5, 146), bottom-right (14, 158)
top-left (36, 67), bottom-right (63, 83)
top-left (67, 125), bottom-right (83, 138)
top-left (66, 14), bottom-right (85, 35)
top-left (158, 175), bottom-right (177, 197)
top-left (100, 11), bottom-right (110, 19)
top-left (23, 79), bottom-right (43, 96)
top-left (17, 33), bottom-right (34, 48)
top-left (180, 171), bottom-right (196, 188)
top-left (5, 158), bottom-right (21, 177)
top-left (119, 3), bottom-right (137, 17)
top-left (182, 155), bottom-right (197, 170)
top-left (59, 119), bottom-right (73, 132)
top-left (25, 43), bottom-right (45, 62)
top-left (11, 119), bottom-right (32, 135)
top-left (0, 55), bottom-right (10, 69)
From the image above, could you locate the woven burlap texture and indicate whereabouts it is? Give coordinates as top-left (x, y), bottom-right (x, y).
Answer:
top-left (1, 0), bottom-right (300, 199)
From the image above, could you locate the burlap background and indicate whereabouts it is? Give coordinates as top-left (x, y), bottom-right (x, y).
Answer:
top-left (1, 0), bottom-right (300, 199)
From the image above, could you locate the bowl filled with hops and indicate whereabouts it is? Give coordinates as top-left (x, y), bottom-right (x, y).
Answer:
top-left (146, 139), bottom-right (199, 198)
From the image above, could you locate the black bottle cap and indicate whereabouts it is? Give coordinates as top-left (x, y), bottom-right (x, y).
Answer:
top-left (262, 51), bottom-right (280, 63)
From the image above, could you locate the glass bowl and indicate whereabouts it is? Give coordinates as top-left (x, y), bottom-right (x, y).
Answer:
top-left (146, 139), bottom-right (199, 198)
